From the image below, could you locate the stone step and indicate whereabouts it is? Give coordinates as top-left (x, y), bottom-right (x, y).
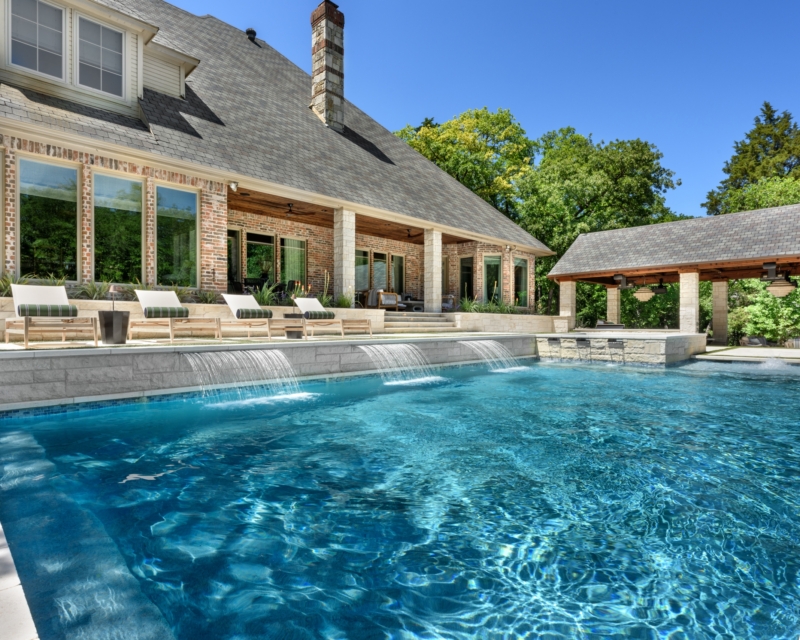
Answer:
top-left (383, 315), bottom-right (450, 323)
top-left (383, 326), bottom-right (466, 333)
top-left (385, 311), bottom-right (447, 317)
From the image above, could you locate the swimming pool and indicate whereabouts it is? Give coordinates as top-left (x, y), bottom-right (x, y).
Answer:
top-left (1, 360), bottom-right (799, 639)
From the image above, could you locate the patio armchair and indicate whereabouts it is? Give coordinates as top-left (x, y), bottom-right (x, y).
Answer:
top-left (293, 297), bottom-right (372, 337)
top-left (128, 290), bottom-right (221, 343)
top-left (740, 336), bottom-right (767, 347)
top-left (377, 292), bottom-right (406, 311)
top-left (6, 284), bottom-right (97, 349)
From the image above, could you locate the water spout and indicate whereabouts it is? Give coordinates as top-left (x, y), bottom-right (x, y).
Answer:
top-left (459, 340), bottom-right (524, 372)
top-left (358, 344), bottom-right (442, 385)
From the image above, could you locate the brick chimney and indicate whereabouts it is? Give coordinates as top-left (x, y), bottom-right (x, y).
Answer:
top-left (311, 1), bottom-right (345, 132)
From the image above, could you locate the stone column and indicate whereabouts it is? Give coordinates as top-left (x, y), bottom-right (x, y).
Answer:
top-left (559, 280), bottom-right (576, 330)
top-left (333, 208), bottom-right (355, 306)
top-left (712, 280), bottom-right (728, 345)
top-left (606, 285), bottom-right (620, 324)
top-left (424, 229), bottom-right (442, 313)
top-left (679, 271), bottom-right (700, 333)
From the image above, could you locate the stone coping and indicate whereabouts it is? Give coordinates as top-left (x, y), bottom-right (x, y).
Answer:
top-left (538, 331), bottom-right (700, 339)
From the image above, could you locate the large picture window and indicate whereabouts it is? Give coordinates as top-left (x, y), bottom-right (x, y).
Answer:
top-left (156, 186), bottom-right (197, 287)
top-left (78, 17), bottom-right (123, 97)
top-left (373, 252), bottom-right (387, 290)
top-left (94, 174), bottom-right (142, 283)
top-left (514, 257), bottom-right (528, 307)
top-left (280, 238), bottom-right (306, 286)
top-left (246, 233), bottom-right (274, 281)
top-left (10, 0), bottom-right (64, 79)
top-left (484, 256), bottom-right (501, 302)
top-left (391, 255), bottom-right (405, 293)
top-left (19, 158), bottom-right (78, 279)
top-left (355, 249), bottom-right (369, 291)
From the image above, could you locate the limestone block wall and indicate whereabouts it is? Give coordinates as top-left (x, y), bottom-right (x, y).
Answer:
top-left (0, 336), bottom-right (537, 412)
top-left (536, 333), bottom-right (707, 365)
top-left (444, 313), bottom-right (555, 333)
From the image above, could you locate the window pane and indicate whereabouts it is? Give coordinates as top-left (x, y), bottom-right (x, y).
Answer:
top-left (79, 17), bottom-right (101, 44)
top-left (157, 187), bottom-right (197, 287)
top-left (37, 1), bottom-right (62, 31)
top-left (12, 15), bottom-right (37, 46)
top-left (12, 0), bottom-right (37, 22)
top-left (247, 243), bottom-right (274, 280)
top-left (79, 63), bottom-right (101, 90)
top-left (94, 175), bottom-right (142, 283)
top-left (391, 255), bottom-right (404, 293)
top-left (355, 249), bottom-right (369, 291)
top-left (441, 257), bottom-right (448, 295)
top-left (11, 40), bottom-right (37, 71)
top-left (19, 159), bottom-right (78, 279)
top-left (460, 257), bottom-right (474, 300)
top-left (102, 48), bottom-right (122, 73)
top-left (80, 40), bottom-right (101, 67)
top-left (38, 49), bottom-right (62, 78)
top-left (484, 256), bottom-right (501, 302)
top-left (38, 24), bottom-right (61, 53)
top-left (514, 258), bottom-right (528, 307)
top-left (280, 239), bottom-right (306, 285)
top-left (373, 252), bottom-right (387, 290)
top-left (102, 70), bottom-right (123, 96)
top-left (102, 25), bottom-right (123, 53)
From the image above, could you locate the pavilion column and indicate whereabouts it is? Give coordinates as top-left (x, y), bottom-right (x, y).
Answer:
top-left (333, 208), bottom-right (355, 306)
top-left (559, 280), bottom-right (576, 330)
top-left (712, 280), bottom-right (728, 345)
top-left (424, 229), bottom-right (442, 313)
top-left (679, 271), bottom-right (700, 333)
top-left (606, 285), bottom-right (620, 324)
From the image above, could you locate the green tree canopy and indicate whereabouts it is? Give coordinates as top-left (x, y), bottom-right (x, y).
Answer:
top-left (395, 108), bottom-right (533, 216)
top-left (714, 175), bottom-right (800, 214)
top-left (703, 102), bottom-right (800, 215)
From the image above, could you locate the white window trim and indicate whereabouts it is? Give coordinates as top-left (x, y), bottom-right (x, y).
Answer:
top-left (91, 169), bottom-right (145, 284)
top-left (15, 152), bottom-right (82, 281)
top-left (154, 182), bottom-right (201, 289)
top-left (5, 0), bottom-right (69, 85)
top-left (73, 10), bottom-right (127, 103)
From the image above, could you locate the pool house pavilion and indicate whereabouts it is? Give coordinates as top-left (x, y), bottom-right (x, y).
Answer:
top-left (0, 0), bottom-right (551, 313)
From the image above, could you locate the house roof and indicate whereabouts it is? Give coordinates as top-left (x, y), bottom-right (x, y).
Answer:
top-left (548, 205), bottom-right (800, 280)
top-left (0, 0), bottom-right (551, 254)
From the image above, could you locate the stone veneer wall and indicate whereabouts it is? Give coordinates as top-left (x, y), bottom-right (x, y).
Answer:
top-left (0, 336), bottom-right (537, 412)
top-left (1, 135), bottom-right (228, 292)
top-left (536, 334), bottom-right (707, 365)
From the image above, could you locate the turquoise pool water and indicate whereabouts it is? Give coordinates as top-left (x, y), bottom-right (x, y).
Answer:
top-left (1, 360), bottom-right (799, 639)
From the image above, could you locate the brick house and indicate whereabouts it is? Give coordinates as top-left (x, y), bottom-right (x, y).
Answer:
top-left (0, 0), bottom-right (552, 312)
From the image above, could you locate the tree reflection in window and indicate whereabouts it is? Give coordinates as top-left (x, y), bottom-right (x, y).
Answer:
top-left (157, 186), bottom-right (197, 287)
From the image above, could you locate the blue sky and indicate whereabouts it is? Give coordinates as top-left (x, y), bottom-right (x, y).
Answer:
top-left (172, 0), bottom-right (800, 218)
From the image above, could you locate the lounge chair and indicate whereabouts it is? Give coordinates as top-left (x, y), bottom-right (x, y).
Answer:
top-left (740, 336), bottom-right (767, 347)
top-left (128, 290), bottom-right (221, 343)
top-left (5, 284), bottom-right (97, 349)
top-left (220, 294), bottom-right (307, 339)
top-left (378, 292), bottom-right (406, 311)
top-left (293, 297), bottom-right (372, 337)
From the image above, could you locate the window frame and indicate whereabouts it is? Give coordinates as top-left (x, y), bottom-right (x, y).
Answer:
top-left (73, 11), bottom-right (127, 102)
top-left (513, 256), bottom-right (529, 308)
top-left (6, 0), bottom-right (68, 84)
top-left (154, 182), bottom-right (200, 289)
top-left (15, 152), bottom-right (82, 281)
top-left (483, 253), bottom-right (503, 303)
top-left (278, 235), bottom-right (307, 286)
top-left (91, 168), bottom-right (145, 284)
top-left (244, 231), bottom-right (276, 281)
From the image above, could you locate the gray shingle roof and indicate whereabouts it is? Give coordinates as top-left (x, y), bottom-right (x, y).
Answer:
top-left (0, 0), bottom-right (550, 253)
top-left (549, 205), bottom-right (800, 277)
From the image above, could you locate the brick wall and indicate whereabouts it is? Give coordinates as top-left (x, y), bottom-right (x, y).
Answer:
top-left (0, 134), bottom-right (227, 292)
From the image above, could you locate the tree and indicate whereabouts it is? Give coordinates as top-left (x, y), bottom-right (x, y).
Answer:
top-left (714, 175), bottom-right (800, 214)
top-left (703, 102), bottom-right (800, 215)
top-left (515, 128), bottom-right (684, 318)
top-left (395, 108), bottom-right (533, 217)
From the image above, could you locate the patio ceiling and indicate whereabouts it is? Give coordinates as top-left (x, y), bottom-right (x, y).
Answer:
top-left (227, 187), bottom-right (472, 245)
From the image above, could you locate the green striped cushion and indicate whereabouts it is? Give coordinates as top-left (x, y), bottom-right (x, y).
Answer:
top-left (304, 310), bottom-right (336, 320)
top-left (17, 304), bottom-right (78, 317)
top-left (143, 306), bottom-right (189, 319)
top-left (236, 308), bottom-right (273, 320)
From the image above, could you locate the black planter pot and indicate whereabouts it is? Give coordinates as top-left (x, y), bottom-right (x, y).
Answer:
top-left (98, 310), bottom-right (130, 345)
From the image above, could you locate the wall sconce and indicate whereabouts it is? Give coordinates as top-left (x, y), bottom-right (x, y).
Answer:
top-left (229, 181), bottom-right (239, 192)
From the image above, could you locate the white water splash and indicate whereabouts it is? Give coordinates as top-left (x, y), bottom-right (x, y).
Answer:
top-left (359, 344), bottom-right (442, 385)
top-left (459, 340), bottom-right (523, 371)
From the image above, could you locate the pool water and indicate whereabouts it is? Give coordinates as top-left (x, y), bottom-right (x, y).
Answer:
top-left (1, 361), bottom-right (800, 639)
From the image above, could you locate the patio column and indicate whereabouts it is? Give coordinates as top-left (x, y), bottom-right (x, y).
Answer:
top-left (679, 271), bottom-right (700, 333)
top-left (712, 280), bottom-right (728, 345)
top-left (559, 280), bottom-right (576, 330)
top-left (606, 285), bottom-right (620, 324)
top-left (424, 229), bottom-right (442, 313)
top-left (333, 208), bottom-right (356, 306)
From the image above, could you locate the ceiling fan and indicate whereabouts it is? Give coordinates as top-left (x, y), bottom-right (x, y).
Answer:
top-left (406, 228), bottom-right (424, 240)
top-left (285, 203), bottom-right (316, 218)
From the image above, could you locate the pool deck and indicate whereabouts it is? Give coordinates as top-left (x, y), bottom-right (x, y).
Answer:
top-left (0, 524), bottom-right (38, 640)
top-left (695, 346), bottom-right (800, 365)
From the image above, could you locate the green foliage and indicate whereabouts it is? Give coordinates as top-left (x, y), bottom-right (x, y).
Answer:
top-left (316, 271), bottom-right (333, 308)
top-left (619, 285), bottom-right (681, 329)
top-left (743, 282), bottom-right (800, 343)
top-left (396, 107), bottom-right (533, 217)
top-left (252, 282), bottom-right (279, 306)
top-left (728, 307), bottom-right (750, 346)
top-left (195, 290), bottom-right (220, 304)
top-left (77, 281), bottom-right (111, 300)
top-left (94, 194), bottom-right (142, 283)
top-left (336, 293), bottom-right (353, 308)
top-left (19, 192), bottom-right (78, 280)
top-left (168, 284), bottom-right (194, 303)
top-left (704, 102), bottom-right (800, 215)
top-left (0, 273), bottom-right (32, 297)
top-left (120, 278), bottom-right (153, 301)
top-left (458, 296), bottom-right (519, 315)
top-left (37, 273), bottom-right (67, 287)
top-left (715, 175), bottom-right (800, 214)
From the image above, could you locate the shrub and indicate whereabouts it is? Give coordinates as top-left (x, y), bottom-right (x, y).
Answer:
top-left (252, 282), bottom-right (279, 306)
top-left (195, 290), bottom-right (220, 304)
top-left (0, 273), bottom-right (32, 297)
top-left (168, 284), bottom-right (194, 303)
top-left (77, 281), bottom-right (111, 300)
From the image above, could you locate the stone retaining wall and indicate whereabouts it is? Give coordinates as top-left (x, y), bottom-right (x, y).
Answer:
top-left (445, 312), bottom-right (555, 333)
top-left (536, 333), bottom-right (707, 365)
top-left (0, 336), bottom-right (537, 412)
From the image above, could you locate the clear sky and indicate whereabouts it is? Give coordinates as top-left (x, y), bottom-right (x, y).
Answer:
top-left (171, 0), bottom-right (800, 218)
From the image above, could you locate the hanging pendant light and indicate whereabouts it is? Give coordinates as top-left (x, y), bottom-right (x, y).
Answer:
top-left (767, 276), bottom-right (798, 298)
top-left (634, 286), bottom-right (655, 302)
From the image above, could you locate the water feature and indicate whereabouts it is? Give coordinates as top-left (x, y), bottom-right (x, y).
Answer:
top-left (358, 343), bottom-right (443, 384)
top-left (182, 349), bottom-right (300, 399)
top-left (459, 339), bottom-right (524, 371)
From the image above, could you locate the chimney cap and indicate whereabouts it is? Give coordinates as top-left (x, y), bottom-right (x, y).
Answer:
top-left (311, 1), bottom-right (344, 28)
top-left (245, 28), bottom-right (257, 41)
